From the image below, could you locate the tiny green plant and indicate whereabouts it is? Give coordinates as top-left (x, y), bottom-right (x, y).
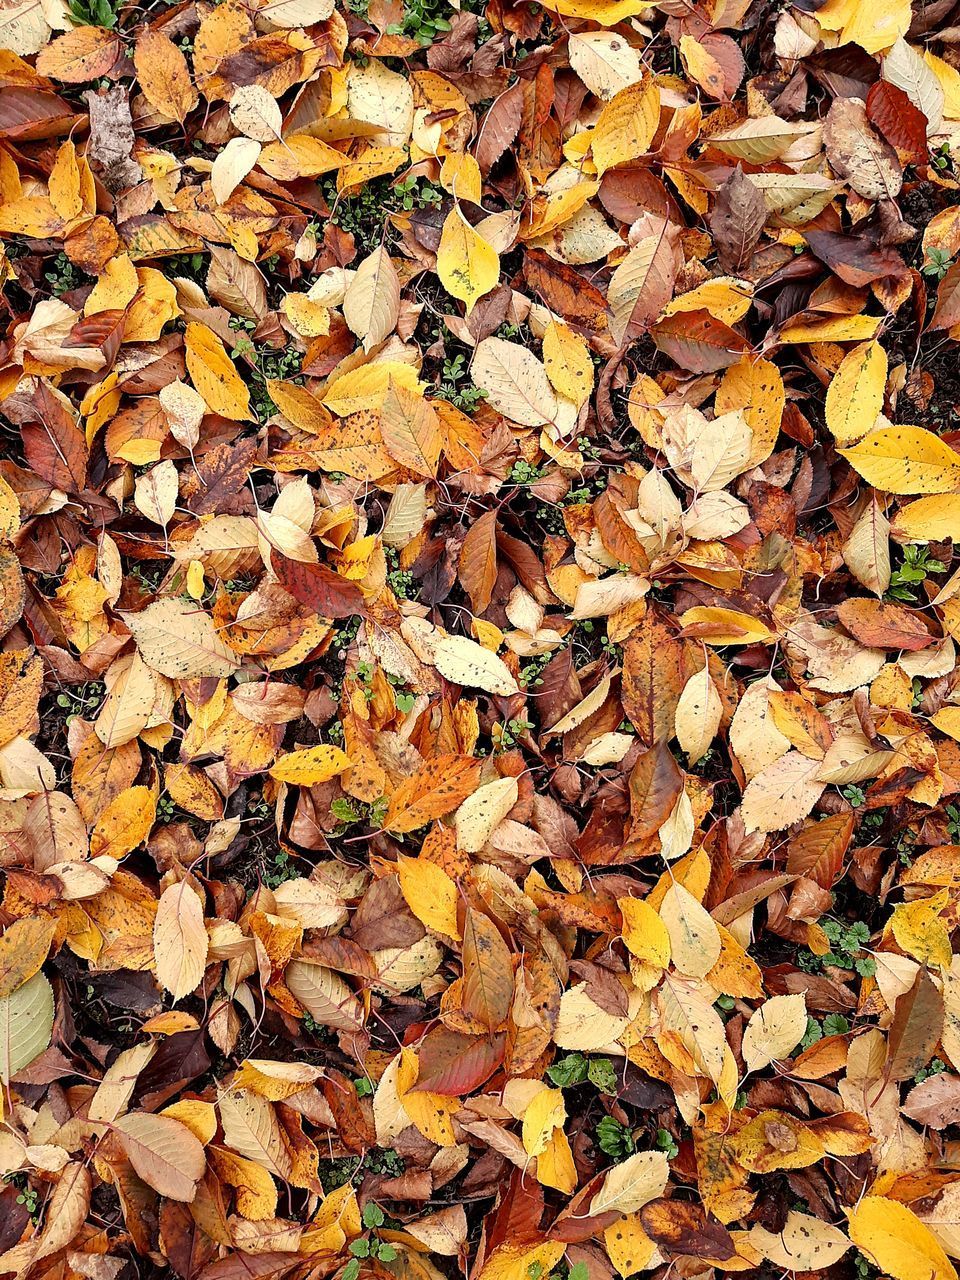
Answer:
top-left (923, 247), bottom-right (953, 281)
top-left (800, 1013), bottom-right (850, 1050)
top-left (68, 0), bottom-right (120, 29)
top-left (547, 1053), bottom-right (617, 1093)
top-left (264, 849), bottom-right (299, 889)
top-left (493, 717), bottom-right (534, 750)
top-left (931, 141), bottom-right (955, 175)
top-left (886, 545), bottom-right (946, 603)
top-left (654, 1128), bottom-right (679, 1159)
top-left (437, 352), bottom-right (486, 412)
top-left (820, 920), bottom-right (875, 977)
top-left (344, 1202), bottom-right (397, 1280)
top-left (595, 1115), bottom-right (635, 1159)
top-left (44, 251), bottom-right (86, 297)
top-left (508, 459), bottom-right (545, 486)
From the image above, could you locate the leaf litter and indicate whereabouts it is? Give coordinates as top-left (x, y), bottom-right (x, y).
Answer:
top-left (3, 0), bottom-right (960, 1278)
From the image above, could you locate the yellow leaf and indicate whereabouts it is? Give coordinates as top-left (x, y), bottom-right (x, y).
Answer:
top-left (321, 361), bottom-right (424, 416)
top-left (0, 916), bottom-right (56, 999)
top-left (437, 206), bottom-right (500, 315)
top-left (396, 1048), bottom-right (459, 1147)
top-left (269, 744), bottom-right (351, 786)
top-left (839, 0), bottom-right (910, 54)
top-left (379, 379), bottom-right (443, 476)
top-left (779, 315), bottom-right (880, 343)
top-left (542, 320), bottom-right (593, 406)
top-left (232, 1059), bottom-right (324, 1100)
top-left (825, 341), bottom-right (887, 445)
top-left (185, 322), bottom-right (250, 421)
top-left (890, 889), bottom-right (953, 967)
top-left (620, 896), bottom-right (671, 967)
top-left (134, 29), bottom-right (198, 123)
top-left (537, 1128), bottom-right (577, 1192)
top-left (604, 1214), bottom-right (659, 1276)
top-left (679, 35), bottom-right (725, 98)
top-left (478, 1244), bottom-right (566, 1280)
top-left (397, 854), bottom-right (461, 939)
top-left (893, 494), bottom-right (960, 542)
top-left (90, 785), bottom-right (156, 860)
top-left (933, 706), bottom-right (960, 742)
top-left (84, 253), bottom-right (138, 316)
top-left (440, 153), bottom-right (483, 203)
top-left (592, 78), bottom-right (660, 176)
top-left (522, 1086), bottom-right (566, 1156)
top-left (48, 141), bottom-right (83, 222)
top-left (847, 1197), bottom-right (956, 1280)
top-left (678, 606), bottom-right (775, 645)
top-left (186, 560), bottom-right (205, 600)
top-left (741, 994), bottom-right (807, 1073)
top-left (161, 1099), bottom-right (217, 1144)
top-left (840, 425), bottom-right (960, 494)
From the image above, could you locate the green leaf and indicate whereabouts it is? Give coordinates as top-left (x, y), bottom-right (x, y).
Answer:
top-left (0, 972), bottom-right (54, 1084)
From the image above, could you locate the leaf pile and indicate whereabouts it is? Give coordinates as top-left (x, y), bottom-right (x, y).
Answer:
top-left (5, 0), bottom-right (960, 1278)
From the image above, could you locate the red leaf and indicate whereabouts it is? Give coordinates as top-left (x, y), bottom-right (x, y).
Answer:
top-left (410, 1028), bottom-right (505, 1094)
top-left (272, 553), bottom-right (366, 620)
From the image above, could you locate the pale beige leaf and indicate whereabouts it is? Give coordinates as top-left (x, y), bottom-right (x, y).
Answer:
top-left (434, 635), bottom-right (519, 695)
top-left (843, 497), bottom-right (891, 596)
top-left (554, 982), bottom-right (630, 1051)
top-left (568, 31), bottom-right (642, 100)
top-left (471, 338), bottom-right (559, 428)
top-left (343, 246), bottom-right (400, 351)
top-left (749, 1212), bottom-right (851, 1271)
top-left (114, 1111), bottom-right (206, 1201)
top-left (674, 666), bottom-right (722, 765)
top-left (729, 678), bottom-right (791, 782)
top-left (591, 1150), bottom-right (669, 1216)
top-left (284, 959), bottom-right (364, 1031)
top-left (455, 776), bottom-right (519, 853)
top-left (218, 1089), bottom-right (291, 1178)
top-left (211, 136), bottom-right (262, 204)
top-left (229, 85), bottom-right (282, 141)
top-left (88, 1041), bottom-right (158, 1124)
top-left (741, 994), bottom-right (807, 1072)
top-left (134, 459), bottom-right (178, 527)
top-left (659, 884), bottom-right (721, 979)
top-left (740, 750), bottom-right (825, 834)
top-left (121, 598), bottom-right (239, 678)
top-left (153, 880), bottom-right (208, 1000)
top-left (159, 380), bottom-right (206, 451)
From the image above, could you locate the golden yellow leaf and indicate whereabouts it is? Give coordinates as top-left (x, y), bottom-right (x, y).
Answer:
top-left (184, 322), bottom-right (251, 422)
top-left (846, 1196), bottom-right (956, 1280)
top-left (90, 785), bottom-right (156, 860)
top-left (134, 29), bottom-right (198, 123)
top-left (620, 897), bottom-right (671, 968)
top-left (893, 494), bottom-right (960, 542)
top-left (542, 320), bottom-right (593, 406)
top-left (825, 341), bottom-right (887, 445)
top-left (269, 744), bottom-right (351, 785)
top-left (890, 890), bottom-right (953, 967)
top-left (592, 78), bottom-right (660, 175)
top-left (522, 1086), bottom-right (566, 1156)
top-left (437, 207), bottom-right (500, 315)
top-left (840, 425), bottom-right (960, 494)
top-left (397, 854), bottom-right (461, 940)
